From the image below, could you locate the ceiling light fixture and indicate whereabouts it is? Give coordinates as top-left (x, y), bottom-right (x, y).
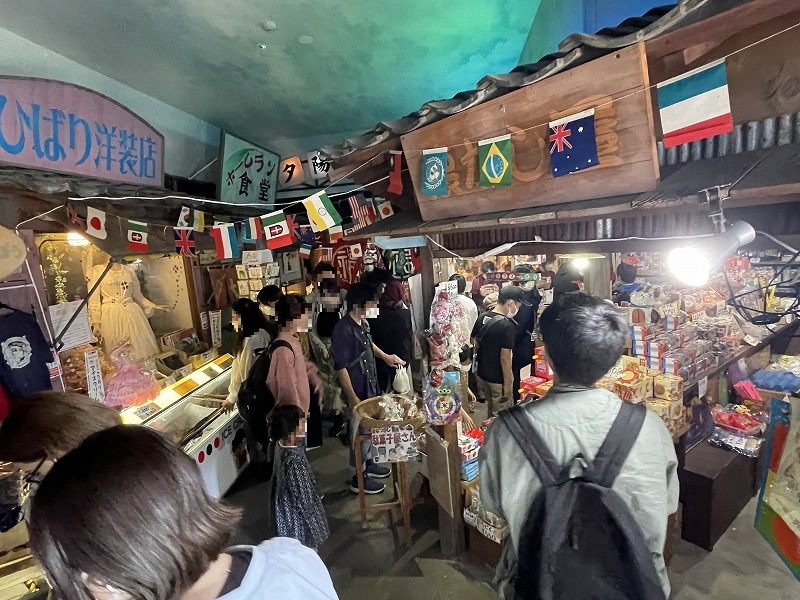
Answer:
top-left (257, 43), bottom-right (268, 50)
top-left (298, 35), bottom-right (314, 45)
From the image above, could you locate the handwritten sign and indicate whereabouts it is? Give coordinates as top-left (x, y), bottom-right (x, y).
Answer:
top-left (220, 133), bottom-right (280, 207)
top-left (0, 77), bottom-right (163, 186)
top-left (49, 300), bottom-right (93, 351)
top-left (209, 310), bottom-right (222, 348)
top-left (85, 350), bottom-right (105, 401)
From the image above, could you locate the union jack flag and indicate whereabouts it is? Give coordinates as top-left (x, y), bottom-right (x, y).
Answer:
top-left (173, 227), bottom-right (196, 256)
top-left (347, 193), bottom-right (376, 231)
top-left (549, 124), bottom-right (573, 154)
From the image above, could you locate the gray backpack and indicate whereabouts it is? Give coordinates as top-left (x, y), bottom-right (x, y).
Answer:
top-left (500, 402), bottom-right (666, 600)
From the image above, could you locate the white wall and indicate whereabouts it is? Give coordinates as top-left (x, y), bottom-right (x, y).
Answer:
top-left (0, 27), bottom-right (220, 181)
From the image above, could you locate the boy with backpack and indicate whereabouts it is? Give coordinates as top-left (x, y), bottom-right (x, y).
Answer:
top-left (479, 292), bottom-right (679, 600)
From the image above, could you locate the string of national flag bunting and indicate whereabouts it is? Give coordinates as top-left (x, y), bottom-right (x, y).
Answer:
top-left (71, 55), bottom-right (736, 262)
top-left (419, 58), bottom-right (733, 195)
top-left (72, 188), bottom-right (395, 261)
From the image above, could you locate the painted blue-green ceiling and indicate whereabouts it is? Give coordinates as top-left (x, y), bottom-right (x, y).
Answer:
top-left (0, 0), bottom-right (541, 150)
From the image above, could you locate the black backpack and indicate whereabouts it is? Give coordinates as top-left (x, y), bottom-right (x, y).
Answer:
top-left (499, 402), bottom-right (666, 600)
top-left (237, 339), bottom-right (292, 448)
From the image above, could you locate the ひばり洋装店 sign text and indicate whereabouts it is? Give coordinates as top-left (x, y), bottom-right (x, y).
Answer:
top-left (0, 77), bottom-right (164, 186)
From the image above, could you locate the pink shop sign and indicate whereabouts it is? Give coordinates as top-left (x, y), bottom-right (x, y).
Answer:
top-left (0, 77), bottom-right (164, 186)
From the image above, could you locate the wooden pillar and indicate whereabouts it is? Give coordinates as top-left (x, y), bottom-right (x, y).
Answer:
top-left (436, 422), bottom-right (466, 557)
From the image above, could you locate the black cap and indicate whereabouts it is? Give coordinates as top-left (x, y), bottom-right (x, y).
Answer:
top-left (498, 285), bottom-right (532, 306)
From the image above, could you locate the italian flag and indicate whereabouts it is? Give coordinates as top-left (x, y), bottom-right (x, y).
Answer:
top-left (262, 211), bottom-right (293, 250)
top-left (303, 191), bottom-right (341, 232)
top-left (127, 220), bottom-right (148, 252)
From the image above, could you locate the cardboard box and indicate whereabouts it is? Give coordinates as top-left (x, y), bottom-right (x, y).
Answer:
top-left (630, 325), bottom-right (656, 341)
top-left (534, 381), bottom-right (553, 396)
top-left (653, 374), bottom-right (684, 402)
top-left (463, 508), bottom-right (507, 544)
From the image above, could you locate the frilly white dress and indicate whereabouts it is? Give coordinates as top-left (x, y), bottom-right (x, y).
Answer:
top-left (88, 264), bottom-right (160, 360)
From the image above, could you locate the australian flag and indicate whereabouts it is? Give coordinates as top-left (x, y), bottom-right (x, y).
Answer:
top-left (548, 108), bottom-right (599, 178)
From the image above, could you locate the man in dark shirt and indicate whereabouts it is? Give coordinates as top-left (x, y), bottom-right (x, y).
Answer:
top-left (510, 265), bottom-right (542, 401)
top-left (471, 286), bottom-right (529, 417)
top-left (332, 282), bottom-right (405, 494)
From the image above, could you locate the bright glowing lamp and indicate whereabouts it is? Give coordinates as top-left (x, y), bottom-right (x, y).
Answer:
top-left (667, 221), bottom-right (756, 287)
top-left (572, 257), bottom-right (590, 270)
top-left (67, 232), bottom-right (89, 246)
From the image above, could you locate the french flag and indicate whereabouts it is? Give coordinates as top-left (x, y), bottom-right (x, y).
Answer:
top-left (211, 223), bottom-right (240, 260)
top-left (657, 60), bottom-right (733, 149)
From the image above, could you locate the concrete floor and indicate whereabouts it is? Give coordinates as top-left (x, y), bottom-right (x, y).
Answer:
top-left (227, 423), bottom-right (800, 600)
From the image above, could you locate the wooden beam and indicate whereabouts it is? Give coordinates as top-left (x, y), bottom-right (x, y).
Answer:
top-left (401, 44), bottom-right (660, 222)
top-left (645, 0), bottom-right (796, 61)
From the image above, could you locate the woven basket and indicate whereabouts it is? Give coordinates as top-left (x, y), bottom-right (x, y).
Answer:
top-left (354, 395), bottom-right (425, 431)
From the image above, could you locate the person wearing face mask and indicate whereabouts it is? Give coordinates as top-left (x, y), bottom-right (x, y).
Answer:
top-left (331, 283), bottom-right (405, 494)
top-left (266, 294), bottom-right (323, 420)
top-left (470, 286), bottom-right (530, 417)
top-left (368, 280), bottom-right (413, 393)
top-left (511, 265), bottom-right (543, 401)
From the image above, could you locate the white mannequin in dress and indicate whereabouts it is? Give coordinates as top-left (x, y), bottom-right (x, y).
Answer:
top-left (87, 262), bottom-right (165, 361)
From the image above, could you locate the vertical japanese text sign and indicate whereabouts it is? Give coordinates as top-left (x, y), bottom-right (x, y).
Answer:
top-left (220, 132), bottom-right (280, 207)
top-left (0, 77), bottom-right (164, 186)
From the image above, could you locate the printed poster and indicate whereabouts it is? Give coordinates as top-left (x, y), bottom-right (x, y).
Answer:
top-left (371, 424), bottom-right (419, 463)
top-left (209, 310), bottom-right (222, 348)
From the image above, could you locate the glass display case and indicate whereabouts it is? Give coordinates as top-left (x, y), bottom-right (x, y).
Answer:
top-left (121, 354), bottom-right (250, 498)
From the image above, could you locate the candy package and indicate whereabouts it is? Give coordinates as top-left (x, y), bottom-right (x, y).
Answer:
top-left (711, 404), bottom-right (765, 436)
top-left (423, 370), bottom-right (461, 425)
top-left (708, 427), bottom-right (763, 457)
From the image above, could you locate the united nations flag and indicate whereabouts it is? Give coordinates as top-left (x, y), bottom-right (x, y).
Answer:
top-left (478, 135), bottom-right (512, 187)
top-left (421, 147), bottom-right (448, 196)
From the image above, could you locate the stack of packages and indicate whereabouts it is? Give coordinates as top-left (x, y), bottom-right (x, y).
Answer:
top-left (459, 428), bottom-right (483, 482)
top-left (518, 345), bottom-right (555, 399)
top-left (595, 355), bottom-right (686, 435)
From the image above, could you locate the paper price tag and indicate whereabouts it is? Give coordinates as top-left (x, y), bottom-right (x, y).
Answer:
top-left (743, 334), bottom-right (760, 347)
top-left (698, 376), bottom-right (708, 399)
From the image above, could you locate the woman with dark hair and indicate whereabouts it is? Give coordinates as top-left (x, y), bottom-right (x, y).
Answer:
top-left (267, 405), bottom-right (329, 550)
top-left (267, 294), bottom-right (323, 418)
top-left (369, 280), bottom-right (413, 393)
top-left (225, 299), bottom-right (270, 405)
top-left (28, 425), bottom-right (339, 599)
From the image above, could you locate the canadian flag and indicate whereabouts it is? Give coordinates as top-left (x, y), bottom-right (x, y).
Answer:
top-left (348, 244), bottom-right (363, 260)
top-left (85, 207), bottom-right (108, 239)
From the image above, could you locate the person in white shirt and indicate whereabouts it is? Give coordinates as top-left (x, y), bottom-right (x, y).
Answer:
top-left (480, 292), bottom-right (679, 599)
top-left (224, 298), bottom-right (272, 459)
top-left (27, 425), bottom-right (339, 600)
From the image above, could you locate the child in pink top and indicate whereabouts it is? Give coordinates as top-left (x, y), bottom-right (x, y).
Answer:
top-left (266, 294), bottom-right (323, 415)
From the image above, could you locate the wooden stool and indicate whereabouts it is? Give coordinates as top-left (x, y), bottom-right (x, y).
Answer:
top-left (353, 432), bottom-right (413, 547)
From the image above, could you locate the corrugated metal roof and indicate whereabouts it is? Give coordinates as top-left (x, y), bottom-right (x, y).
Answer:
top-left (321, 0), bottom-right (752, 161)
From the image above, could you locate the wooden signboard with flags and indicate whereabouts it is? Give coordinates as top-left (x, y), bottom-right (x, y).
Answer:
top-left (401, 44), bottom-right (660, 222)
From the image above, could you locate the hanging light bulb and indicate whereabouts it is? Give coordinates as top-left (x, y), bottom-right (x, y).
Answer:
top-left (67, 232), bottom-right (89, 247)
top-left (572, 257), bottom-right (590, 270)
top-left (667, 221), bottom-right (755, 286)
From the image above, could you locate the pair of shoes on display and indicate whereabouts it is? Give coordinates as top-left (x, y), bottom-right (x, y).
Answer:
top-left (349, 461), bottom-right (391, 494)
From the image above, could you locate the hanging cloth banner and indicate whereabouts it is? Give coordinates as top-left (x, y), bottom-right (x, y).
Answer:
top-left (657, 59), bottom-right (733, 149)
top-left (262, 211), bottom-right (293, 250)
top-left (388, 150), bottom-right (404, 195)
top-left (421, 147), bottom-right (448, 196)
top-left (548, 108), bottom-right (599, 177)
top-left (241, 217), bottom-right (264, 242)
top-left (478, 135), bottom-right (512, 187)
top-left (177, 206), bottom-right (205, 232)
top-left (211, 223), bottom-right (240, 260)
top-left (127, 220), bottom-right (149, 253)
top-left (173, 227), bottom-right (197, 256)
top-left (303, 190), bottom-right (342, 232)
top-left (85, 207), bottom-right (108, 239)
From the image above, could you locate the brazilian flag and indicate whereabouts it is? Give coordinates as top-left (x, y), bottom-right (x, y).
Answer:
top-left (478, 134), bottom-right (512, 187)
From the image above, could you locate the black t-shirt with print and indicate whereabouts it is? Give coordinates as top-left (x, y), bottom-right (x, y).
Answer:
top-left (0, 311), bottom-right (52, 396)
top-left (471, 312), bottom-right (515, 385)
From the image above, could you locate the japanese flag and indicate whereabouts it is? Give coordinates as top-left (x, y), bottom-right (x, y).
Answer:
top-left (85, 207), bottom-right (107, 239)
top-left (348, 244), bottom-right (363, 260)
top-left (375, 199), bottom-right (394, 219)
